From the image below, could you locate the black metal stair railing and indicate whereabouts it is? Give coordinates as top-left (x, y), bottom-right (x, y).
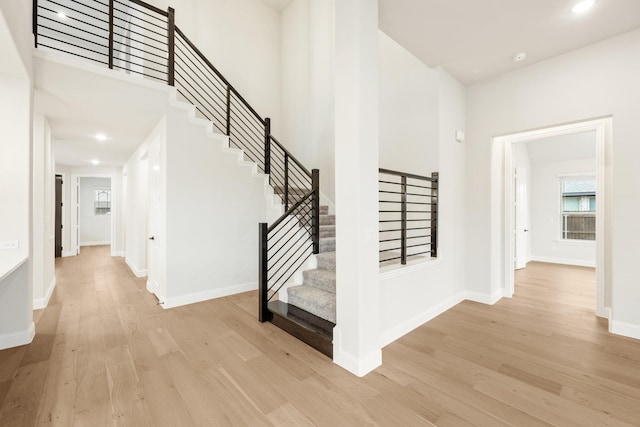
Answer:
top-left (379, 168), bottom-right (438, 265)
top-left (33, 0), bottom-right (319, 322)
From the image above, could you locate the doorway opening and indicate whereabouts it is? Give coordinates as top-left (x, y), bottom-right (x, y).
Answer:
top-left (497, 117), bottom-right (611, 319)
top-left (71, 175), bottom-right (114, 254)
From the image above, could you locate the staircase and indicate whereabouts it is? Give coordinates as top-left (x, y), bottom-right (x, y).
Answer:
top-left (33, 0), bottom-right (336, 357)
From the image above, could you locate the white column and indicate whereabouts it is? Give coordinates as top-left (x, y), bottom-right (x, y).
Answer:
top-left (333, 0), bottom-right (381, 376)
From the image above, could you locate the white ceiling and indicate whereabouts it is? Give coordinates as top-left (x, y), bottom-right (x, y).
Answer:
top-left (34, 54), bottom-right (171, 167)
top-left (378, 0), bottom-right (640, 84)
top-left (519, 131), bottom-right (596, 164)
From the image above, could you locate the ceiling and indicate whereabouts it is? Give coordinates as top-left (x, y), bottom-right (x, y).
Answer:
top-left (519, 131), bottom-right (596, 164)
top-left (378, 0), bottom-right (640, 84)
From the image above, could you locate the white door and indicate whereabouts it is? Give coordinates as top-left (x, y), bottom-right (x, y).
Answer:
top-left (514, 167), bottom-right (528, 270)
top-left (147, 140), bottom-right (161, 296)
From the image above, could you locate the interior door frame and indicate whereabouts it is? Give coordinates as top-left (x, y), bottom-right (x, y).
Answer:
top-left (497, 117), bottom-right (611, 319)
top-left (71, 174), bottom-right (115, 255)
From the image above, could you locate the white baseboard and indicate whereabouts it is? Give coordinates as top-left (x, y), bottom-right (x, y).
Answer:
top-left (0, 322), bottom-right (35, 350)
top-left (380, 291), bottom-right (465, 348)
top-left (111, 250), bottom-right (124, 257)
top-left (159, 281), bottom-right (257, 309)
top-left (333, 328), bottom-right (382, 377)
top-left (529, 256), bottom-right (595, 268)
top-left (125, 258), bottom-right (147, 278)
top-left (610, 319), bottom-right (640, 340)
top-left (33, 276), bottom-right (56, 310)
top-left (464, 289), bottom-right (503, 305)
top-left (62, 250), bottom-right (75, 258)
top-left (80, 241), bottom-right (111, 247)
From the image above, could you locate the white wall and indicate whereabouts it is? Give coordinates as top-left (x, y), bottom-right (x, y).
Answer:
top-left (32, 115), bottom-right (56, 309)
top-left (530, 158), bottom-right (596, 267)
top-left (379, 31), bottom-right (439, 175)
top-left (147, 0), bottom-right (282, 135)
top-left (466, 29), bottom-right (640, 337)
top-left (281, 0), bottom-right (335, 203)
top-left (79, 177), bottom-right (112, 245)
top-left (380, 66), bottom-right (467, 346)
top-left (0, 7), bottom-right (34, 349)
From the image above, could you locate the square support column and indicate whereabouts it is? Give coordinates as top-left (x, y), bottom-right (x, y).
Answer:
top-left (333, 0), bottom-right (381, 376)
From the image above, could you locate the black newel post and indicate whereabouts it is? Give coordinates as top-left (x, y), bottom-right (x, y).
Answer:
top-left (431, 172), bottom-right (439, 257)
top-left (33, 0), bottom-right (38, 47)
top-left (108, 0), bottom-right (114, 69)
top-left (312, 169), bottom-right (320, 254)
top-left (225, 86), bottom-right (231, 136)
top-left (284, 154), bottom-right (290, 211)
top-left (264, 118), bottom-right (271, 175)
top-left (167, 7), bottom-right (175, 86)
top-left (400, 175), bottom-right (407, 265)
top-left (258, 223), bottom-right (270, 322)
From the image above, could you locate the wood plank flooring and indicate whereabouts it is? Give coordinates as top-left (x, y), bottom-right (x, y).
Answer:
top-left (1, 249), bottom-right (639, 426)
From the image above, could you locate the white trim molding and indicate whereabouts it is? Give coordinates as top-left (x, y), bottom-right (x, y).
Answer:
top-left (529, 256), bottom-right (596, 268)
top-left (33, 276), bottom-right (56, 310)
top-left (80, 241), bottom-right (111, 247)
top-left (464, 289), bottom-right (503, 305)
top-left (159, 281), bottom-right (257, 309)
top-left (333, 327), bottom-right (382, 377)
top-left (62, 250), bottom-right (75, 258)
top-left (126, 259), bottom-right (147, 278)
top-left (0, 322), bottom-right (35, 350)
top-left (610, 320), bottom-right (640, 341)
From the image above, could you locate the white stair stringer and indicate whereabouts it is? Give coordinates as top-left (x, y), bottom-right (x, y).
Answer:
top-left (168, 89), bottom-right (284, 222)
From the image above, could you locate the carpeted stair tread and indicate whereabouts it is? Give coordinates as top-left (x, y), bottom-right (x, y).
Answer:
top-left (288, 285), bottom-right (336, 323)
top-left (303, 269), bottom-right (336, 293)
top-left (316, 251), bottom-right (336, 271)
top-left (319, 225), bottom-right (335, 238)
top-left (320, 215), bottom-right (335, 226)
top-left (319, 237), bottom-right (335, 253)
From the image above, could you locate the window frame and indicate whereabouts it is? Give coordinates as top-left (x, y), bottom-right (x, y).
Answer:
top-left (558, 174), bottom-right (596, 242)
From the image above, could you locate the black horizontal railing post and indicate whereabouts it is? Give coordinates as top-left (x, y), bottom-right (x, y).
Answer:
top-left (401, 175), bottom-right (407, 265)
top-left (284, 153), bottom-right (290, 211)
top-left (258, 222), bottom-right (271, 322)
top-left (264, 118), bottom-right (271, 175)
top-left (108, 0), bottom-right (114, 69)
top-left (431, 172), bottom-right (439, 258)
top-left (167, 7), bottom-right (175, 86)
top-left (312, 169), bottom-right (320, 254)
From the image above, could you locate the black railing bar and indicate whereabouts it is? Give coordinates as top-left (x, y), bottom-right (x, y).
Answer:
top-left (406, 192), bottom-right (431, 197)
top-left (112, 35), bottom-right (167, 59)
top-left (36, 22), bottom-right (108, 45)
top-left (175, 65), bottom-right (227, 115)
top-left (45, 0), bottom-right (108, 23)
top-left (230, 103), bottom-right (267, 139)
top-left (405, 183), bottom-right (434, 190)
top-left (175, 47), bottom-right (228, 103)
top-left (178, 88), bottom-right (218, 123)
top-left (115, 0), bottom-right (168, 18)
top-left (267, 251), bottom-right (312, 299)
top-left (379, 200), bottom-right (403, 204)
top-left (112, 63), bottom-right (167, 81)
top-left (379, 190), bottom-right (404, 195)
top-left (111, 45), bottom-right (168, 68)
top-left (267, 191), bottom-right (314, 233)
top-left (37, 42), bottom-right (109, 65)
top-left (406, 219), bottom-right (432, 222)
top-left (175, 73), bottom-right (225, 122)
top-left (267, 204), bottom-right (312, 244)
top-left (379, 238), bottom-right (403, 243)
top-left (112, 16), bottom-right (166, 39)
top-left (406, 243), bottom-right (431, 250)
top-left (38, 7), bottom-right (109, 33)
top-left (407, 226), bottom-right (432, 231)
top-left (379, 247), bottom-right (402, 253)
top-left (270, 135), bottom-right (311, 178)
top-left (112, 5), bottom-right (167, 30)
top-left (230, 112), bottom-right (264, 142)
top-left (228, 135), bottom-right (264, 166)
top-left (407, 251), bottom-right (431, 258)
top-left (379, 228), bottom-right (402, 233)
top-left (37, 34), bottom-right (108, 57)
top-left (113, 57), bottom-right (167, 76)
top-left (229, 94), bottom-right (265, 127)
top-left (267, 224), bottom-right (313, 266)
top-left (407, 202), bottom-right (434, 206)
top-left (378, 210), bottom-right (402, 213)
top-left (379, 168), bottom-right (433, 182)
top-left (406, 235), bottom-right (430, 240)
top-left (285, 163), bottom-right (312, 186)
top-left (174, 39), bottom-right (227, 93)
top-left (229, 126), bottom-right (266, 163)
top-left (380, 235), bottom-right (429, 243)
top-left (279, 167), bottom-right (309, 194)
top-left (111, 20), bottom-right (168, 44)
top-left (379, 256), bottom-right (401, 263)
top-left (378, 180), bottom-right (402, 186)
top-left (175, 27), bottom-right (266, 126)
top-left (269, 243), bottom-right (313, 286)
top-left (282, 153), bottom-right (312, 182)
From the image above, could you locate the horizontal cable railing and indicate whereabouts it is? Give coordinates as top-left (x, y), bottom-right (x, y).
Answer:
top-left (259, 170), bottom-right (319, 322)
top-left (379, 168), bottom-right (438, 265)
top-left (34, 0), bottom-right (320, 324)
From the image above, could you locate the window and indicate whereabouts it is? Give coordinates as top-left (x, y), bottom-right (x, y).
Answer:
top-left (95, 187), bottom-right (111, 215)
top-left (560, 177), bottom-right (595, 241)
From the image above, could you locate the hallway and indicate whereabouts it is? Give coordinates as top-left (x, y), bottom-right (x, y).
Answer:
top-left (1, 248), bottom-right (639, 426)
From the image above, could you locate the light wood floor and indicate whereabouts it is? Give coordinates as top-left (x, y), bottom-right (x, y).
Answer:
top-left (1, 249), bottom-right (639, 426)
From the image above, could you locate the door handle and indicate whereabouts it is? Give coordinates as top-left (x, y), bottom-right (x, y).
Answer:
top-left (149, 236), bottom-right (155, 240)
top-left (524, 229), bottom-right (529, 232)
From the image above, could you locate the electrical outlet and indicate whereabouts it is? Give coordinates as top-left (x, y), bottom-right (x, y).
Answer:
top-left (0, 240), bottom-right (19, 250)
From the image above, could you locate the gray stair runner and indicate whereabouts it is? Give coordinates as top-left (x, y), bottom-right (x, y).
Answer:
top-left (287, 205), bottom-right (336, 323)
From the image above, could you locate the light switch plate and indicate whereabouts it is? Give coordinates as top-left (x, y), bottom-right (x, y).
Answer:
top-left (455, 130), bottom-right (465, 143)
top-left (0, 240), bottom-right (19, 250)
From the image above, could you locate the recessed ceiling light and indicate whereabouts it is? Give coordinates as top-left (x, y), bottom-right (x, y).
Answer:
top-left (95, 133), bottom-right (107, 141)
top-left (91, 159), bottom-right (100, 165)
top-left (513, 52), bottom-right (527, 62)
top-left (57, 11), bottom-right (67, 19)
top-left (571, 0), bottom-right (596, 14)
